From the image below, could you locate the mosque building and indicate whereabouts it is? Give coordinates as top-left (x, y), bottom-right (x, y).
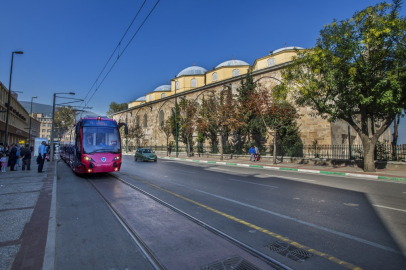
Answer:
top-left (113, 46), bottom-right (390, 150)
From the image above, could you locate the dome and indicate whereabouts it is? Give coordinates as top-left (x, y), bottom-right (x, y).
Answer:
top-left (153, 85), bottom-right (171, 92)
top-left (176, 66), bottom-right (207, 77)
top-left (215, 59), bottom-right (249, 69)
top-left (135, 96), bottom-right (146, 101)
top-left (273, 46), bottom-right (305, 54)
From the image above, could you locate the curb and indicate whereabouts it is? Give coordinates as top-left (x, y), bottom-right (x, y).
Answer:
top-left (159, 156), bottom-right (406, 183)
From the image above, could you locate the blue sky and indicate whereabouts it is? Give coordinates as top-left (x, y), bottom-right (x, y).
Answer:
top-left (1, 0), bottom-right (405, 143)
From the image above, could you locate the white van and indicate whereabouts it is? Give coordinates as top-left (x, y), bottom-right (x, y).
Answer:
top-left (34, 138), bottom-right (48, 156)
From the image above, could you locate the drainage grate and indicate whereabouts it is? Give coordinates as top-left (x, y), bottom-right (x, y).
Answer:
top-left (199, 255), bottom-right (262, 270)
top-left (266, 241), bottom-right (313, 263)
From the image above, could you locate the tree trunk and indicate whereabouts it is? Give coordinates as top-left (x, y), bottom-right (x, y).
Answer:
top-left (361, 137), bottom-right (377, 172)
top-left (186, 138), bottom-right (190, 157)
top-left (219, 134), bottom-right (224, 160)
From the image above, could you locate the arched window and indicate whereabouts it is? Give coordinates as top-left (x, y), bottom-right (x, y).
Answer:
top-left (232, 69), bottom-right (240, 77)
top-left (175, 81), bottom-right (179, 90)
top-left (212, 72), bottom-right (217, 82)
top-left (191, 79), bottom-right (197, 87)
top-left (159, 110), bottom-right (164, 127)
top-left (136, 115), bottom-right (140, 126)
top-left (161, 93), bottom-right (166, 98)
top-left (143, 113), bottom-right (147, 127)
top-left (267, 58), bottom-right (275, 67)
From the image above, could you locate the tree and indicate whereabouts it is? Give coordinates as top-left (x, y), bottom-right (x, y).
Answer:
top-left (178, 99), bottom-right (199, 157)
top-left (54, 106), bottom-right (76, 136)
top-left (197, 88), bottom-right (245, 160)
top-left (128, 123), bottom-right (145, 148)
top-left (106, 102), bottom-right (128, 118)
top-left (159, 119), bottom-right (172, 156)
top-left (244, 83), bottom-right (301, 163)
top-left (237, 71), bottom-right (267, 153)
top-left (276, 1), bottom-right (406, 172)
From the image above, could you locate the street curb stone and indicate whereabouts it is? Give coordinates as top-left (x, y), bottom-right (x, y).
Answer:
top-left (158, 156), bottom-right (406, 183)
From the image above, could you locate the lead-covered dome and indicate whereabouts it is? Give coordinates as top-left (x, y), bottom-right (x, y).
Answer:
top-left (176, 66), bottom-right (207, 77)
top-left (153, 85), bottom-right (171, 92)
top-left (273, 46), bottom-right (304, 54)
top-left (135, 96), bottom-right (146, 101)
top-left (215, 60), bottom-right (249, 69)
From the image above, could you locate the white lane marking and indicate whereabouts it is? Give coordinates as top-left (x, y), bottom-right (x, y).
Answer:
top-left (162, 179), bottom-right (398, 254)
top-left (263, 174), bottom-right (316, 182)
top-left (172, 169), bottom-right (195, 174)
top-left (373, 205), bottom-right (406, 213)
top-left (228, 178), bottom-right (279, 188)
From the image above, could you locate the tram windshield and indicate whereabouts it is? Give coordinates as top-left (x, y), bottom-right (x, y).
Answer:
top-left (82, 126), bottom-right (121, 154)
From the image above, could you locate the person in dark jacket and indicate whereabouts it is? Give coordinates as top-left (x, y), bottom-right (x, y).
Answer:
top-left (8, 144), bottom-right (18, 171)
top-left (20, 143), bottom-right (32, 170)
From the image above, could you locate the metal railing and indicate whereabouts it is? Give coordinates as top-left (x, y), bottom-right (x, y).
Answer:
top-left (131, 143), bottom-right (406, 161)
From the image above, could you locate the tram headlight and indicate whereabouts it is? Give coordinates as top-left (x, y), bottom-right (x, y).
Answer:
top-left (112, 156), bottom-right (121, 161)
top-left (84, 156), bottom-right (95, 162)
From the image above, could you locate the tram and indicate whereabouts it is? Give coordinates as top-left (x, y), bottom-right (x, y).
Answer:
top-left (60, 116), bottom-right (128, 174)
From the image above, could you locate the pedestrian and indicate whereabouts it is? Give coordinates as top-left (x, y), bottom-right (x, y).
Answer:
top-left (15, 144), bottom-right (21, 170)
top-left (8, 144), bottom-right (18, 171)
top-left (167, 146), bottom-right (171, 157)
top-left (20, 143), bottom-right (31, 171)
top-left (1, 154), bottom-right (7, 172)
top-left (254, 145), bottom-right (260, 162)
top-left (38, 141), bottom-right (47, 173)
top-left (249, 145), bottom-right (256, 162)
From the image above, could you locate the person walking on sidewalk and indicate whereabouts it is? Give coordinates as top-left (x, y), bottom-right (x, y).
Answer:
top-left (15, 144), bottom-right (20, 170)
top-left (38, 141), bottom-right (47, 173)
top-left (249, 146), bottom-right (256, 162)
top-left (1, 154), bottom-right (7, 172)
top-left (20, 143), bottom-right (31, 171)
top-left (8, 144), bottom-right (18, 171)
top-left (254, 145), bottom-right (260, 162)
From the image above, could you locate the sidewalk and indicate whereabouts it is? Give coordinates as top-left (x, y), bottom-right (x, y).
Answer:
top-left (0, 157), bottom-right (56, 270)
top-left (146, 152), bottom-right (406, 182)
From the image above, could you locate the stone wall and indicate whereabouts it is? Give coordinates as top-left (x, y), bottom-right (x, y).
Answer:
top-left (113, 66), bottom-right (334, 147)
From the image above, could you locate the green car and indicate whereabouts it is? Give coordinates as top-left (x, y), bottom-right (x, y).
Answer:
top-left (134, 148), bottom-right (157, 162)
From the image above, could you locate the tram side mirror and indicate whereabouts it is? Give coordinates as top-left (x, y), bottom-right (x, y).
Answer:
top-left (118, 123), bottom-right (128, 135)
top-left (75, 123), bottom-right (80, 134)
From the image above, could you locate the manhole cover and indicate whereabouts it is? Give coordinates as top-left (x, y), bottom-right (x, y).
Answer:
top-left (266, 241), bottom-right (313, 263)
top-left (198, 255), bottom-right (262, 270)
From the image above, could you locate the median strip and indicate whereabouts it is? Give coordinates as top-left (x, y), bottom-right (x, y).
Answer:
top-left (158, 156), bottom-right (406, 183)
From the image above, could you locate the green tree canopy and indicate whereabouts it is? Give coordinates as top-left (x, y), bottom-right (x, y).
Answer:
top-left (106, 102), bottom-right (128, 118)
top-left (54, 106), bottom-right (76, 136)
top-left (276, 0), bottom-right (406, 172)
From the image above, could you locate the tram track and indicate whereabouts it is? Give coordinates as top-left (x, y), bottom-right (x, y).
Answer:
top-left (87, 174), bottom-right (165, 270)
top-left (87, 172), bottom-right (292, 270)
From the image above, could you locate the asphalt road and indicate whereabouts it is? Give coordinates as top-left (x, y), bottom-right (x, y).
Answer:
top-left (119, 156), bottom-right (406, 270)
top-left (55, 155), bottom-right (406, 270)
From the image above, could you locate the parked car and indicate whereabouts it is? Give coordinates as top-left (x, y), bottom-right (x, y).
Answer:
top-left (134, 148), bottom-right (157, 162)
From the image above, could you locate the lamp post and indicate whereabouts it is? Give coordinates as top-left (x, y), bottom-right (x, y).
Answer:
top-left (3, 51), bottom-right (23, 152)
top-left (174, 81), bottom-right (179, 157)
top-left (28, 96), bottom-right (37, 146)
top-left (50, 92), bottom-right (75, 162)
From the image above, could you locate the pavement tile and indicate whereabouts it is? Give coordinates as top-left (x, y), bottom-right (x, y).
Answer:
top-left (0, 183), bottom-right (43, 195)
top-left (0, 245), bottom-right (20, 270)
top-left (0, 209), bottom-right (33, 242)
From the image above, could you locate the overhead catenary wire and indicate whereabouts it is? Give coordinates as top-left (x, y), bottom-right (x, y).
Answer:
top-left (79, 0), bottom-right (158, 112)
top-left (81, 0), bottom-right (161, 116)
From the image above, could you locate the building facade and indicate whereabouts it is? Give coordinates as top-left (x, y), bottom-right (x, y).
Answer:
top-left (113, 46), bottom-right (390, 150)
top-left (0, 81), bottom-right (40, 147)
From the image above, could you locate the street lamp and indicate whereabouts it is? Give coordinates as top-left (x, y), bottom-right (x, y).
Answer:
top-left (50, 92), bottom-right (75, 161)
top-left (3, 51), bottom-right (23, 152)
top-left (28, 96), bottom-right (37, 146)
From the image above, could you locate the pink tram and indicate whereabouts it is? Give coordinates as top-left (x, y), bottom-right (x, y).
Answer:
top-left (60, 116), bottom-right (128, 174)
